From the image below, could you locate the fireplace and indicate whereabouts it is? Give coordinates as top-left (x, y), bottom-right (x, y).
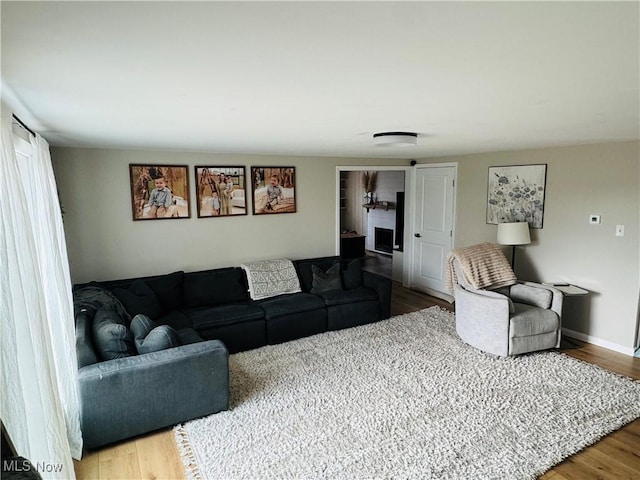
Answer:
top-left (374, 227), bottom-right (394, 254)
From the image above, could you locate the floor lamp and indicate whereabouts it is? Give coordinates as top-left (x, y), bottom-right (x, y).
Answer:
top-left (497, 222), bottom-right (531, 270)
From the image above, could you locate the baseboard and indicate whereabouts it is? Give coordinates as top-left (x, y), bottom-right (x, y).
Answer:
top-left (562, 328), bottom-right (636, 357)
top-left (405, 284), bottom-right (454, 304)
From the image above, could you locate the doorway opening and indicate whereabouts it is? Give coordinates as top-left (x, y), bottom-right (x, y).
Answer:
top-left (337, 168), bottom-right (407, 281)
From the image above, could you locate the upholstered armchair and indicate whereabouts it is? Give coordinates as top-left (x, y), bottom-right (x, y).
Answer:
top-left (448, 244), bottom-right (563, 357)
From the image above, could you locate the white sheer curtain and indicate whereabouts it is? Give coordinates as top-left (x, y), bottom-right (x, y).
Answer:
top-left (0, 114), bottom-right (82, 479)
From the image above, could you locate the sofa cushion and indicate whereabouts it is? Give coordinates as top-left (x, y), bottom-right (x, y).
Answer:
top-left (319, 287), bottom-right (379, 307)
top-left (341, 258), bottom-right (363, 290)
top-left (258, 293), bottom-right (325, 320)
top-left (156, 310), bottom-right (193, 331)
top-left (176, 328), bottom-right (203, 345)
top-left (311, 263), bottom-right (342, 294)
top-left (184, 268), bottom-right (248, 308)
top-left (295, 257), bottom-right (339, 293)
top-left (510, 283), bottom-right (553, 309)
top-left (197, 319), bottom-right (267, 353)
top-left (492, 286), bottom-right (515, 313)
top-left (188, 303), bottom-right (265, 330)
top-left (92, 308), bottom-right (135, 360)
top-left (145, 271), bottom-right (185, 312)
top-left (510, 303), bottom-right (559, 338)
top-left (130, 314), bottom-right (181, 354)
top-left (112, 279), bottom-right (163, 318)
top-left (76, 312), bottom-right (98, 368)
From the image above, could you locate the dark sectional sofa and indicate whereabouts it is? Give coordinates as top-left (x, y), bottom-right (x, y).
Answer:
top-left (74, 256), bottom-right (392, 449)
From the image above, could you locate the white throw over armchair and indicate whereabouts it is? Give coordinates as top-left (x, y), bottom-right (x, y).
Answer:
top-left (447, 243), bottom-right (563, 357)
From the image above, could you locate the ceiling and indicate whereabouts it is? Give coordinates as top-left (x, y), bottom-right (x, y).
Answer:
top-left (2, 1), bottom-right (638, 159)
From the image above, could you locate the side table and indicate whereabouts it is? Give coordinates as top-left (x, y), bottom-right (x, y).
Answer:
top-left (543, 283), bottom-right (589, 349)
top-left (543, 283), bottom-right (588, 296)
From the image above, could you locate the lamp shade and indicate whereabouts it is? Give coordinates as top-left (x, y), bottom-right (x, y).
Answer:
top-left (497, 222), bottom-right (531, 245)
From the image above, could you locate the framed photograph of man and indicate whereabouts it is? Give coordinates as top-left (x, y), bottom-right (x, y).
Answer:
top-left (251, 167), bottom-right (296, 215)
top-left (195, 166), bottom-right (247, 217)
top-left (129, 164), bottom-right (190, 220)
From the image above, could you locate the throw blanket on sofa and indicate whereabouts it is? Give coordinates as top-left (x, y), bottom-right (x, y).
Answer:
top-left (73, 286), bottom-right (131, 322)
top-left (241, 259), bottom-right (302, 300)
top-left (445, 243), bottom-right (517, 292)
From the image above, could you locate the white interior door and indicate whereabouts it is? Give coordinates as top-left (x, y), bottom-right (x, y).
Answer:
top-left (410, 165), bottom-right (456, 294)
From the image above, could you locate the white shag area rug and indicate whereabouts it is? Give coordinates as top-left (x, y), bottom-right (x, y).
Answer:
top-left (175, 307), bottom-right (640, 480)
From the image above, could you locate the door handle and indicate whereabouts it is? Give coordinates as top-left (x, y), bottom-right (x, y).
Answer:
top-left (414, 233), bottom-right (422, 238)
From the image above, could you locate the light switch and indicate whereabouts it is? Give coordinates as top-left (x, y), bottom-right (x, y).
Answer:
top-left (616, 225), bottom-right (624, 237)
top-left (589, 214), bottom-right (601, 224)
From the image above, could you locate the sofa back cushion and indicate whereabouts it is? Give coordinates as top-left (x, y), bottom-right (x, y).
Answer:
top-left (92, 308), bottom-right (136, 360)
top-left (145, 271), bottom-right (185, 311)
top-left (183, 268), bottom-right (249, 308)
top-left (510, 283), bottom-right (553, 309)
top-left (112, 279), bottom-right (163, 318)
top-left (79, 271), bottom-right (186, 312)
top-left (130, 314), bottom-right (181, 354)
top-left (341, 258), bottom-right (363, 290)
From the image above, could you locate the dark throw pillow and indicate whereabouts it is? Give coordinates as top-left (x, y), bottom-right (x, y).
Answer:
top-left (342, 258), bottom-right (363, 290)
top-left (130, 314), bottom-right (181, 354)
top-left (92, 308), bottom-right (135, 361)
top-left (112, 279), bottom-right (163, 318)
top-left (310, 263), bottom-right (343, 294)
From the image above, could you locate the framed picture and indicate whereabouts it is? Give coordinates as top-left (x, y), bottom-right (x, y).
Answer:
top-left (129, 164), bottom-right (190, 220)
top-left (486, 164), bottom-right (547, 228)
top-left (195, 166), bottom-right (247, 217)
top-left (251, 167), bottom-right (297, 215)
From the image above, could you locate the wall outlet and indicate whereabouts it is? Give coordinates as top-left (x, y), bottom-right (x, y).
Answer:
top-left (616, 225), bottom-right (624, 237)
top-left (589, 214), bottom-right (601, 224)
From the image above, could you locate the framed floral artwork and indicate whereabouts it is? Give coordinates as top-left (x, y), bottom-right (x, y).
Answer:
top-left (194, 166), bottom-right (247, 218)
top-left (486, 164), bottom-right (547, 228)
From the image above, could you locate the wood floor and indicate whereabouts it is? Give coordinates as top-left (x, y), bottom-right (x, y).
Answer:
top-left (75, 283), bottom-right (640, 480)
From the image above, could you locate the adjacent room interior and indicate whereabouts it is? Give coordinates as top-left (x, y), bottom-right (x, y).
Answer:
top-left (339, 168), bottom-right (406, 281)
top-left (1, 2), bottom-right (639, 480)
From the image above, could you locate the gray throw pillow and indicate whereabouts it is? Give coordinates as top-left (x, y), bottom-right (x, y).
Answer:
top-left (310, 263), bottom-right (343, 294)
top-left (92, 307), bottom-right (136, 360)
top-left (130, 314), bottom-right (181, 354)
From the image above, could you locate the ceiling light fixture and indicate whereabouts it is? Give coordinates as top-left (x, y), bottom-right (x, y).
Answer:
top-left (373, 131), bottom-right (418, 146)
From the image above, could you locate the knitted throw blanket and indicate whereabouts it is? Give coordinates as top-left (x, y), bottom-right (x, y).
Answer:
top-left (445, 243), bottom-right (517, 291)
top-left (241, 258), bottom-right (302, 300)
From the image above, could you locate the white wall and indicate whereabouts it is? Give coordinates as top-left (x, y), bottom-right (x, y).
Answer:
top-left (419, 141), bottom-right (640, 352)
top-left (52, 142), bottom-right (639, 352)
top-left (52, 147), bottom-right (405, 283)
